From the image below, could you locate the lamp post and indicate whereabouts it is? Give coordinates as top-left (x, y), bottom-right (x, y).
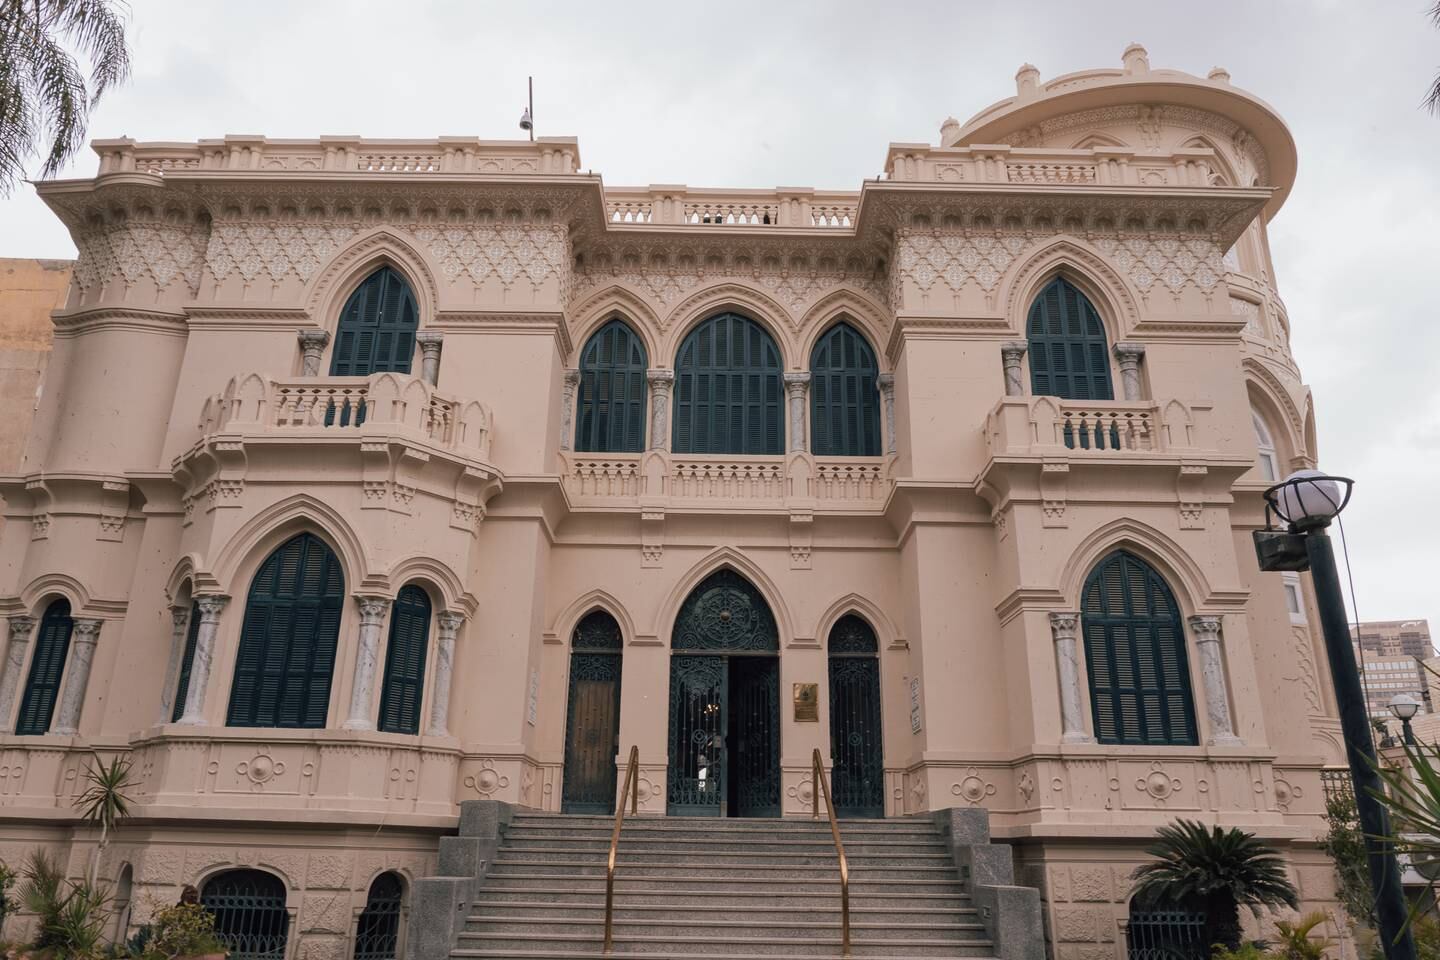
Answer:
top-left (1253, 470), bottom-right (1416, 960)
top-left (1388, 693), bottom-right (1420, 747)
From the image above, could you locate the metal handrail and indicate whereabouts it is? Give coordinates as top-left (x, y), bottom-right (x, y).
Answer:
top-left (812, 748), bottom-right (851, 957)
top-left (603, 744), bottom-right (640, 955)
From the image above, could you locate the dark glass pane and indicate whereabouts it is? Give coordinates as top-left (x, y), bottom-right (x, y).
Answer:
top-left (576, 320), bottom-right (648, 452)
top-left (673, 313), bottom-right (782, 455)
top-left (1027, 277), bottom-right (1114, 402)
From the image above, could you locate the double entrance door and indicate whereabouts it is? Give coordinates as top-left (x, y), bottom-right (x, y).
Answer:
top-left (666, 653), bottom-right (780, 817)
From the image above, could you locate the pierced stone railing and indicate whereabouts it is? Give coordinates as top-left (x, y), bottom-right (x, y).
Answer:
top-left (199, 372), bottom-right (492, 459)
top-left (559, 452), bottom-right (891, 508)
top-left (599, 187), bottom-right (858, 229)
top-left (886, 144), bottom-right (1240, 189)
top-left (986, 396), bottom-right (1210, 457)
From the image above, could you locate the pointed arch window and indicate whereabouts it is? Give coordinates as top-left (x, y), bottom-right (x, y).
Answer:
top-left (171, 601), bottom-right (202, 722)
top-left (1027, 277), bottom-right (1114, 400)
top-left (226, 533), bottom-right (344, 729)
top-left (330, 266), bottom-right (420, 377)
top-left (1252, 411), bottom-right (1279, 482)
top-left (673, 312), bottom-right (783, 455)
top-left (15, 598), bottom-right (74, 735)
top-left (377, 585), bottom-right (431, 735)
top-left (810, 322), bottom-right (881, 456)
top-left (1082, 551), bottom-right (1197, 746)
top-left (576, 319), bottom-right (647, 452)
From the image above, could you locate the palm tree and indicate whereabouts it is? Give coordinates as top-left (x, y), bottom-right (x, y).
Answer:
top-left (1131, 819), bottom-right (1299, 951)
top-left (1428, 2), bottom-right (1440, 115)
top-left (0, 0), bottom-right (132, 195)
top-left (74, 753), bottom-right (132, 886)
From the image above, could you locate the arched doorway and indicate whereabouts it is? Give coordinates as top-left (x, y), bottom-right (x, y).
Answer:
top-left (827, 614), bottom-right (883, 818)
top-left (667, 569), bottom-right (780, 817)
top-left (561, 611), bottom-right (624, 813)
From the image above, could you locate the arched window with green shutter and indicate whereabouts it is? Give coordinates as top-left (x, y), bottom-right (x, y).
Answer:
top-left (1082, 550), bottom-right (1197, 746)
top-left (330, 266), bottom-right (420, 377)
top-left (576, 319), bottom-right (647, 452)
top-left (377, 585), bottom-right (431, 735)
top-left (810, 322), bottom-right (881, 456)
top-left (226, 533), bottom-right (345, 729)
top-left (172, 601), bottom-right (201, 722)
top-left (15, 598), bottom-right (74, 735)
top-left (673, 312), bottom-right (783, 454)
top-left (1027, 277), bottom-right (1114, 400)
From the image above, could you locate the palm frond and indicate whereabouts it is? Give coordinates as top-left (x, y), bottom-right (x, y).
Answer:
top-left (74, 754), bottom-right (132, 829)
top-left (48, 0), bottom-right (128, 100)
top-left (22, 27), bottom-right (87, 178)
top-left (1130, 819), bottom-right (1299, 909)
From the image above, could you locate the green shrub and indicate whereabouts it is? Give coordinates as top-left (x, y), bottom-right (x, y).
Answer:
top-left (22, 850), bottom-right (68, 950)
top-left (1211, 942), bottom-right (1272, 960)
top-left (143, 901), bottom-right (224, 960)
top-left (0, 858), bottom-right (17, 936)
top-left (1272, 911), bottom-right (1330, 960)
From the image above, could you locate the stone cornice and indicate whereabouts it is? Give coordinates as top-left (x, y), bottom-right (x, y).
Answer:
top-left (429, 311), bottom-right (572, 356)
top-left (51, 306), bottom-right (190, 338)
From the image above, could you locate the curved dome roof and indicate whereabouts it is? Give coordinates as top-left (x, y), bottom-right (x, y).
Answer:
top-left (950, 45), bottom-right (1297, 220)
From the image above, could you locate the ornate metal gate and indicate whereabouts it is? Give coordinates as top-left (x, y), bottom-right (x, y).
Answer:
top-left (562, 611), bottom-right (624, 813)
top-left (353, 872), bottom-right (404, 960)
top-left (828, 615), bottom-right (884, 818)
top-left (667, 569), bottom-right (780, 817)
top-left (200, 869), bottom-right (289, 960)
top-left (1126, 909), bottom-right (1208, 960)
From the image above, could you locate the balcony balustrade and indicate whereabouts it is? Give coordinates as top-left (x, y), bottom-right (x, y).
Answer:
top-left (986, 396), bottom-right (1211, 458)
top-left (560, 451), bottom-right (892, 510)
top-left (602, 187), bottom-right (858, 229)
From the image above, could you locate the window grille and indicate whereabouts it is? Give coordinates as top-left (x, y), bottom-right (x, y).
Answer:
top-left (1127, 909), bottom-right (1208, 960)
top-left (201, 870), bottom-right (289, 960)
top-left (353, 872), bottom-right (404, 960)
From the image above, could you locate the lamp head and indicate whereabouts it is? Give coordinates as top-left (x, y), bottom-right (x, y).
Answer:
top-left (519, 108), bottom-right (533, 132)
top-left (1388, 693), bottom-right (1421, 722)
top-left (1263, 470), bottom-right (1353, 532)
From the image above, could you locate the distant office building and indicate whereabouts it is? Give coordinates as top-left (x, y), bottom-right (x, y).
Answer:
top-left (1356, 649), bottom-right (1430, 719)
top-left (1351, 619), bottom-right (1434, 660)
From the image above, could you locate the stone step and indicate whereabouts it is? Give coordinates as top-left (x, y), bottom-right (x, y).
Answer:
top-left (471, 887), bottom-right (971, 908)
top-left (463, 916), bottom-right (987, 940)
top-left (453, 931), bottom-right (995, 957)
top-left (486, 859), bottom-right (959, 878)
top-left (453, 951), bottom-right (992, 960)
top-left (466, 901), bottom-right (978, 922)
top-left (506, 814), bottom-right (936, 834)
top-left (495, 848), bottom-right (952, 866)
top-left (501, 835), bottom-right (946, 853)
top-left (478, 874), bottom-right (968, 894)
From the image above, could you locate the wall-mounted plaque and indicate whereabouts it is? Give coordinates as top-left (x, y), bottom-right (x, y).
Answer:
top-left (793, 683), bottom-right (819, 722)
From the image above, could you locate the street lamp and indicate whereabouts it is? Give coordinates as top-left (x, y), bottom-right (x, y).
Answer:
top-left (1388, 694), bottom-right (1420, 747)
top-left (1253, 470), bottom-right (1416, 960)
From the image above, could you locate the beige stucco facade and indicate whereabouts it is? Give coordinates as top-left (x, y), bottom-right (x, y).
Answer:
top-left (0, 46), bottom-right (1351, 960)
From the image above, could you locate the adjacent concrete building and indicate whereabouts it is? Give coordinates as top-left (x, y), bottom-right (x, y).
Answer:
top-left (0, 46), bottom-right (1352, 960)
top-left (1351, 618), bottom-right (1433, 660)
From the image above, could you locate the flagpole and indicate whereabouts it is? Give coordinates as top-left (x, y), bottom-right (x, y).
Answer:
top-left (527, 76), bottom-right (534, 141)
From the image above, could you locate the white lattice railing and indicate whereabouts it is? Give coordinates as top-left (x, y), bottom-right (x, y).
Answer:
top-left (886, 145), bottom-right (1239, 189)
top-left (1005, 162), bottom-right (1097, 185)
top-left (199, 372), bottom-right (492, 458)
top-left (599, 188), bottom-right (858, 229)
top-left (560, 452), bottom-right (890, 507)
top-left (986, 396), bottom-right (1209, 457)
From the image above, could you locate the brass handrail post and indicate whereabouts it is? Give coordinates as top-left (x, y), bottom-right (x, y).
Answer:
top-left (604, 745), bottom-right (640, 956)
top-left (812, 748), bottom-right (851, 958)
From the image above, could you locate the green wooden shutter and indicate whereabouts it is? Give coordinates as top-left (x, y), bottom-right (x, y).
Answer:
top-left (377, 585), bottom-right (432, 735)
top-left (1082, 551), bottom-right (1196, 746)
top-left (576, 319), bottom-right (648, 452)
top-left (226, 533), bottom-right (345, 729)
top-left (810, 322), bottom-right (880, 456)
top-left (329, 267), bottom-right (420, 376)
top-left (171, 602), bottom-right (202, 722)
top-left (15, 599), bottom-right (74, 735)
top-left (672, 313), bottom-right (782, 454)
top-left (1027, 277), bottom-right (1114, 401)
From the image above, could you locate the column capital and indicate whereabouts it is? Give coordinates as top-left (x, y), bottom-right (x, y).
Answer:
top-left (7, 615), bottom-right (36, 643)
top-left (436, 611), bottom-right (465, 635)
top-left (356, 595), bottom-right (392, 625)
top-left (563, 367), bottom-right (582, 387)
top-left (195, 595), bottom-right (230, 621)
top-left (646, 369), bottom-right (675, 387)
top-left (1113, 341), bottom-right (1146, 362)
top-left (1048, 611), bottom-right (1081, 641)
top-left (415, 330), bottom-right (445, 347)
top-left (1188, 614), bottom-right (1224, 642)
top-left (876, 372), bottom-right (896, 391)
top-left (71, 619), bottom-right (103, 645)
top-left (1000, 340), bottom-right (1029, 359)
top-left (783, 371), bottom-right (812, 385)
top-left (297, 328), bottom-right (331, 348)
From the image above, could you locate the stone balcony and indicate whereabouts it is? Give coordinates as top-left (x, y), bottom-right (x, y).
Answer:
top-left (559, 451), bottom-right (894, 512)
top-left (885, 143), bottom-right (1238, 189)
top-left (985, 395), bottom-right (1212, 459)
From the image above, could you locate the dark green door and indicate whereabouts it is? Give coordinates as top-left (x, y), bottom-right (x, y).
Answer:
top-left (828, 615), bottom-right (884, 818)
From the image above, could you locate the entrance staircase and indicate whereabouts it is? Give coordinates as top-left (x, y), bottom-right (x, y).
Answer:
top-left (408, 803), bottom-right (1043, 960)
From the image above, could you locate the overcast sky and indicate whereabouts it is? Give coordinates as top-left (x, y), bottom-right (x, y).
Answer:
top-left (1, 0), bottom-right (1437, 639)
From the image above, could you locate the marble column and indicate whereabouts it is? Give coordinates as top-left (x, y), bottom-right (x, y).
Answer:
top-left (1000, 341), bottom-right (1028, 397)
top-left (157, 605), bottom-right (190, 724)
top-left (559, 369), bottom-right (581, 452)
top-left (1113, 342), bottom-right (1146, 401)
top-left (0, 615), bottom-right (36, 733)
top-left (783, 372), bottom-right (811, 453)
top-left (426, 612), bottom-right (464, 737)
top-left (416, 331), bottom-right (444, 385)
top-left (876, 374), bottom-right (897, 455)
top-left (52, 618), bottom-right (102, 735)
top-left (1189, 615), bottom-right (1242, 745)
top-left (1049, 612), bottom-right (1092, 743)
top-left (177, 596), bottom-right (229, 726)
top-left (344, 597), bottom-right (393, 731)
top-left (647, 370), bottom-right (675, 452)
top-left (297, 329), bottom-right (331, 376)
